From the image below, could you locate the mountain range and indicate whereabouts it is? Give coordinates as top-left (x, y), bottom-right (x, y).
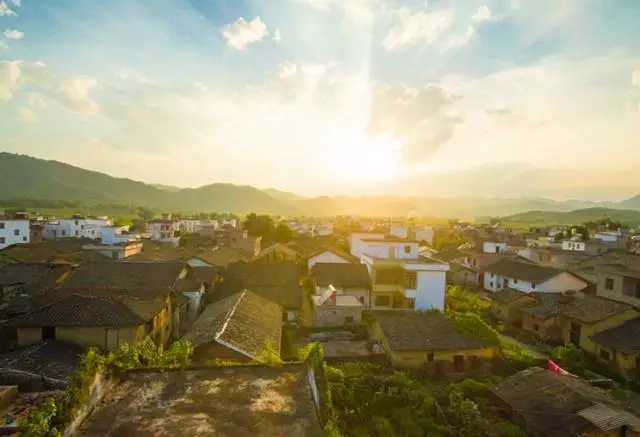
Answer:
top-left (1, 152), bottom-right (639, 220)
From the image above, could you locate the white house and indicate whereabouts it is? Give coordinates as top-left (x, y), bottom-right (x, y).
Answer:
top-left (390, 223), bottom-right (408, 239)
top-left (414, 227), bottom-right (434, 246)
top-left (179, 219), bottom-right (202, 234)
top-left (43, 215), bottom-right (112, 239)
top-left (349, 232), bottom-right (385, 258)
top-left (0, 218), bottom-right (30, 249)
top-left (147, 218), bottom-right (180, 247)
top-left (360, 239), bottom-right (449, 311)
top-left (593, 231), bottom-right (622, 243)
top-left (562, 240), bottom-right (586, 251)
top-left (311, 262), bottom-right (372, 307)
top-left (482, 241), bottom-right (508, 254)
top-left (483, 258), bottom-right (588, 293)
top-left (307, 247), bottom-right (356, 271)
top-left (313, 223), bottom-right (334, 237)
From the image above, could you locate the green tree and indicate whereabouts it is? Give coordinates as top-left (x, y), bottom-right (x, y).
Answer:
top-left (243, 213), bottom-right (276, 242)
top-left (137, 207), bottom-right (155, 221)
top-left (274, 223), bottom-right (293, 243)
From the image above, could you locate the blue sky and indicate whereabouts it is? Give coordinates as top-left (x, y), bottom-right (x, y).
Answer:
top-left (1, 0), bottom-right (640, 199)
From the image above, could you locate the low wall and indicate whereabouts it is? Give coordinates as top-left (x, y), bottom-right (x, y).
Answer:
top-left (62, 371), bottom-right (114, 437)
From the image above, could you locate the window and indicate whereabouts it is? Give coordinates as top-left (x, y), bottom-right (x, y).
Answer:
top-left (42, 326), bottom-right (56, 340)
top-left (453, 355), bottom-right (464, 373)
top-left (427, 352), bottom-right (434, 362)
top-left (75, 230), bottom-right (79, 236)
top-left (74, 220), bottom-right (79, 225)
top-left (513, 279), bottom-right (518, 284)
top-left (533, 324), bottom-right (539, 332)
top-left (600, 349), bottom-right (611, 361)
top-left (344, 316), bottom-right (354, 324)
top-left (489, 281), bottom-right (494, 288)
top-left (358, 296), bottom-right (365, 305)
top-left (404, 245), bottom-right (411, 254)
top-left (605, 278), bottom-right (615, 290)
top-left (22, 236), bottom-right (27, 242)
top-left (469, 356), bottom-right (481, 370)
top-left (375, 295), bottom-right (391, 307)
top-left (532, 282), bottom-right (537, 289)
top-left (0, 223), bottom-right (4, 229)
top-left (404, 271), bottom-right (417, 289)
top-left (62, 230), bottom-right (66, 236)
top-left (13, 229), bottom-right (19, 236)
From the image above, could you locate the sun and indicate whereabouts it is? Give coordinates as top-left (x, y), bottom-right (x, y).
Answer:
top-left (324, 128), bottom-right (403, 184)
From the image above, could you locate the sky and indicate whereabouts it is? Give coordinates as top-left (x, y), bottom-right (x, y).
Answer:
top-left (1, 0), bottom-right (640, 200)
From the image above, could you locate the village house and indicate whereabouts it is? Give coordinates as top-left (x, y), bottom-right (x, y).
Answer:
top-left (311, 287), bottom-right (364, 327)
top-left (447, 263), bottom-right (481, 289)
top-left (520, 246), bottom-right (592, 268)
top-left (147, 216), bottom-right (180, 247)
top-left (219, 230), bottom-right (261, 257)
top-left (596, 264), bottom-right (640, 307)
top-left (43, 215), bottom-right (112, 240)
top-left (310, 262), bottom-right (371, 307)
top-left (488, 288), bottom-right (536, 326)
top-left (348, 232), bottom-right (385, 258)
top-left (493, 366), bottom-right (640, 437)
top-left (225, 261), bottom-right (302, 324)
top-left (0, 215), bottom-right (30, 250)
top-left (368, 311), bottom-right (497, 374)
top-left (518, 292), bottom-right (575, 341)
top-left (357, 237), bottom-right (450, 310)
top-left (184, 290), bottom-right (282, 363)
top-left (483, 258), bottom-right (588, 293)
top-left (306, 246), bottom-right (358, 271)
top-left (256, 243), bottom-right (300, 262)
top-left (591, 317), bottom-right (640, 382)
top-left (178, 218), bottom-right (201, 234)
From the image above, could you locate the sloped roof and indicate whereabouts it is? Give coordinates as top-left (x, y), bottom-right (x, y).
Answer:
top-left (591, 317), bottom-right (640, 353)
top-left (124, 244), bottom-right (194, 262)
top-left (311, 263), bottom-right (371, 289)
top-left (493, 367), bottom-right (640, 437)
top-left (0, 263), bottom-right (71, 289)
top-left (5, 294), bottom-right (164, 327)
top-left (485, 258), bottom-right (562, 282)
top-left (0, 340), bottom-right (84, 382)
top-left (225, 261), bottom-right (302, 309)
top-left (0, 238), bottom-right (103, 264)
top-left (60, 261), bottom-right (185, 290)
top-left (489, 287), bottom-right (530, 304)
top-left (560, 295), bottom-right (634, 324)
top-left (187, 266), bottom-right (216, 284)
top-left (307, 246), bottom-right (359, 263)
top-left (184, 290), bottom-right (282, 361)
top-left (520, 292), bottom-right (573, 319)
top-left (372, 311), bottom-right (491, 351)
top-left (193, 247), bottom-right (247, 268)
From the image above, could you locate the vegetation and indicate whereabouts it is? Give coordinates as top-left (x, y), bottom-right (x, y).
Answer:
top-left (502, 208), bottom-right (640, 227)
top-left (326, 362), bottom-right (524, 437)
top-left (243, 213), bottom-right (294, 243)
top-left (433, 229), bottom-right (468, 251)
top-left (445, 286), bottom-right (490, 315)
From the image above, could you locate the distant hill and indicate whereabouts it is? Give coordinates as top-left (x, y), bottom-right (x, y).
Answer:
top-left (262, 188), bottom-right (307, 202)
top-left (0, 152), bottom-right (638, 218)
top-left (0, 153), bottom-right (292, 214)
top-left (504, 207), bottom-right (640, 225)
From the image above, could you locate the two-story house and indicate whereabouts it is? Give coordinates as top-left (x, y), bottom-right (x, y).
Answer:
top-left (359, 237), bottom-right (449, 311)
top-left (43, 215), bottom-right (112, 239)
top-left (0, 216), bottom-right (30, 249)
top-left (483, 258), bottom-right (588, 293)
top-left (147, 216), bottom-right (180, 247)
top-left (596, 264), bottom-right (640, 306)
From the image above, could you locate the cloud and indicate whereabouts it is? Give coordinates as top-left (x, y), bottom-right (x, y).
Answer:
top-left (0, 60), bottom-right (21, 100)
top-left (223, 17), bottom-right (268, 50)
top-left (472, 5), bottom-right (492, 22)
top-left (443, 26), bottom-right (475, 50)
top-left (8, 0), bottom-right (20, 6)
top-left (633, 69), bottom-right (640, 88)
top-left (382, 6), bottom-right (454, 51)
top-left (57, 76), bottom-right (100, 114)
top-left (293, 0), bottom-right (377, 28)
top-left (28, 92), bottom-right (47, 108)
top-left (273, 28), bottom-right (282, 43)
top-left (368, 84), bottom-right (463, 161)
top-left (0, 1), bottom-right (16, 16)
top-left (3, 29), bottom-right (23, 39)
top-left (15, 107), bottom-right (38, 123)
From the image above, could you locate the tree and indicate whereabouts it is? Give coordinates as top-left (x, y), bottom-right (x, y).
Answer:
top-left (274, 223), bottom-right (293, 243)
top-left (243, 213), bottom-right (276, 242)
top-left (137, 207), bottom-right (154, 221)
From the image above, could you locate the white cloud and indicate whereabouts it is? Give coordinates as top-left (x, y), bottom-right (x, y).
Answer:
top-left (223, 17), bottom-right (268, 50)
top-left (510, 0), bottom-right (521, 10)
top-left (443, 26), bottom-right (475, 50)
top-left (0, 60), bottom-right (21, 101)
top-left (632, 69), bottom-right (640, 88)
top-left (382, 6), bottom-right (454, 51)
top-left (472, 5), bottom-right (492, 22)
top-left (28, 92), bottom-right (47, 108)
top-left (273, 28), bottom-right (282, 43)
top-left (0, 1), bottom-right (16, 16)
top-left (8, 0), bottom-right (20, 6)
top-left (15, 107), bottom-right (38, 123)
top-left (3, 29), bottom-right (23, 39)
top-left (58, 76), bottom-right (99, 114)
top-left (293, 0), bottom-right (378, 29)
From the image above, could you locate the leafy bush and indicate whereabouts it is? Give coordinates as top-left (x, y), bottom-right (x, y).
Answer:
top-left (257, 340), bottom-right (283, 367)
top-left (445, 286), bottom-right (490, 315)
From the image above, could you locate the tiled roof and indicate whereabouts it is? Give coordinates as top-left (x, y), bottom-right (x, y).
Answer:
top-left (173, 277), bottom-right (202, 293)
top-left (372, 311), bottom-right (491, 351)
top-left (60, 261), bottom-right (185, 290)
top-left (434, 249), bottom-right (465, 262)
top-left (187, 266), bottom-right (216, 284)
top-left (193, 247), bottom-right (247, 267)
top-left (307, 246), bottom-right (359, 263)
top-left (225, 261), bottom-right (302, 309)
top-left (489, 287), bottom-right (530, 304)
top-left (520, 293), bottom-right (572, 319)
top-left (591, 317), bottom-right (640, 353)
top-left (5, 294), bottom-right (165, 327)
top-left (311, 263), bottom-right (371, 289)
top-left (560, 295), bottom-right (634, 324)
top-left (0, 340), bottom-right (84, 382)
top-left (123, 244), bottom-right (194, 262)
top-left (184, 290), bottom-right (282, 361)
top-left (0, 263), bottom-right (71, 289)
top-left (0, 238), bottom-right (99, 263)
top-left (484, 258), bottom-right (562, 282)
top-left (493, 367), bottom-right (638, 437)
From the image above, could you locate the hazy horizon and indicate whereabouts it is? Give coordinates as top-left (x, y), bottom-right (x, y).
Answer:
top-left (1, 0), bottom-right (639, 199)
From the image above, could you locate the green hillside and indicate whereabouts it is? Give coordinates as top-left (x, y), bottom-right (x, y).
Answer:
top-left (503, 207), bottom-right (640, 226)
top-left (0, 153), bottom-right (291, 214)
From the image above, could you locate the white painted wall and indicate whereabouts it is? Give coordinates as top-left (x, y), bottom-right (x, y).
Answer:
top-left (483, 241), bottom-right (507, 254)
top-left (414, 228), bottom-right (434, 246)
top-left (539, 272), bottom-right (588, 292)
top-left (390, 224), bottom-right (408, 239)
top-left (594, 232), bottom-right (619, 243)
top-left (405, 270), bottom-right (446, 311)
top-left (349, 233), bottom-right (384, 258)
top-left (484, 271), bottom-right (587, 293)
top-left (179, 219), bottom-right (201, 233)
top-left (308, 251), bottom-right (350, 270)
top-left (315, 285), bottom-right (369, 307)
top-left (313, 224), bottom-right (334, 237)
top-left (362, 241), bottom-right (420, 260)
top-left (0, 220), bottom-right (30, 249)
top-left (562, 241), bottom-right (586, 251)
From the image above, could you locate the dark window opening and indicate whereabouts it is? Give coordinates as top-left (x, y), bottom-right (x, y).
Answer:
top-left (427, 352), bottom-right (434, 362)
top-left (42, 326), bottom-right (56, 340)
top-left (605, 278), bottom-right (615, 290)
top-left (600, 349), bottom-right (611, 361)
top-left (404, 245), bottom-right (411, 254)
top-left (453, 355), bottom-right (464, 373)
top-left (375, 295), bottom-right (391, 307)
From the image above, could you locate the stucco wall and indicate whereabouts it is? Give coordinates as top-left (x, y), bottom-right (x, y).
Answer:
top-left (410, 270), bottom-right (446, 310)
top-left (308, 251), bottom-right (350, 270)
top-left (314, 306), bottom-right (363, 327)
top-left (563, 309), bottom-right (640, 354)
